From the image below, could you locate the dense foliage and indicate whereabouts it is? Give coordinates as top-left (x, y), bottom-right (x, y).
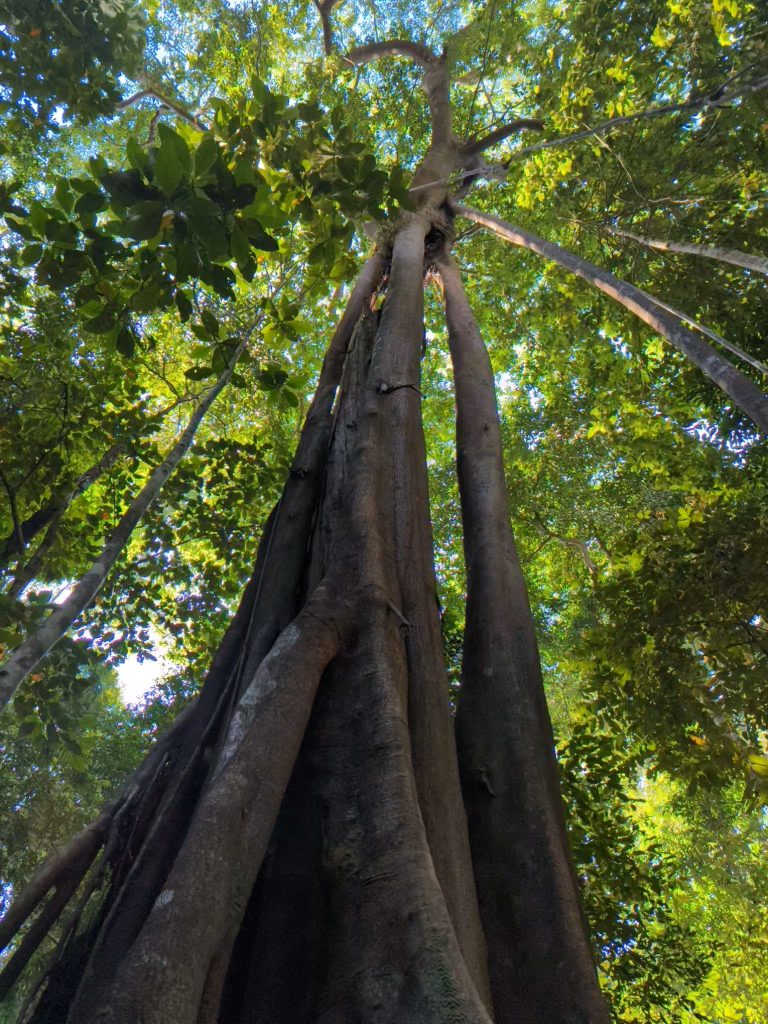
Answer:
top-left (0, 0), bottom-right (766, 1019)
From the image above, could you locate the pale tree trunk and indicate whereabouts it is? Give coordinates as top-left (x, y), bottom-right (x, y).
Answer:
top-left (456, 204), bottom-right (768, 434)
top-left (0, 397), bottom-right (187, 572)
top-left (439, 254), bottom-right (610, 1024)
top-left (0, 222), bottom-right (606, 1023)
top-left (0, 345), bottom-right (246, 707)
top-left (609, 227), bottom-right (768, 276)
top-left (633, 289), bottom-right (768, 379)
top-left (0, 442), bottom-right (123, 570)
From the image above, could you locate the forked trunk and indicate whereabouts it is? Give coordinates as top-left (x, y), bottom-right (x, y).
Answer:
top-left (0, 219), bottom-right (603, 1023)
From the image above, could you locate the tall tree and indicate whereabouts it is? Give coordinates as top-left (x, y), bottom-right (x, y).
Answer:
top-left (1, 1), bottom-right (766, 1022)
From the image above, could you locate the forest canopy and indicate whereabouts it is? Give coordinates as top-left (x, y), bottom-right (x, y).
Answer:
top-left (0, 0), bottom-right (767, 1021)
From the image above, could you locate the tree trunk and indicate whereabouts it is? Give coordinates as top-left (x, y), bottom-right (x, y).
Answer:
top-left (439, 254), bottom-right (610, 1024)
top-left (0, 346), bottom-right (245, 706)
top-left (456, 204), bottom-right (768, 433)
top-left (0, 225), bottom-right (604, 1023)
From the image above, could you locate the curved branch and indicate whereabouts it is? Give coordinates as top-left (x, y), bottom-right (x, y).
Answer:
top-left (608, 227), bottom-right (768, 276)
top-left (116, 89), bottom-right (208, 132)
top-left (464, 118), bottom-right (544, 156)
top-left (455, 203), bottom-right (768, 433)
top-left (506, 73), bottom-right (768, 166)
top-left (344, 39), bottom-right (437, 69)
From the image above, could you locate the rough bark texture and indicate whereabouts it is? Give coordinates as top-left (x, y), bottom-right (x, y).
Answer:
top-left (440, 254), bottom-right (610, 1024)
top-left (0, 31), bottom-right (624, 1017)
top-left (3, 233), bottom-right (531, 1023)
top-left (456, 204), bottom-right (768, 433)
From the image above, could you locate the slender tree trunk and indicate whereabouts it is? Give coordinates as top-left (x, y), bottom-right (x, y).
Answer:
top-left (456, 204), bottom-right (768, 433)
top-left (0, 442), bottom-right (122, 570)
top-left (439, 254), bottom-right (610, 1024)
top-left (0, 396), bottom-right (186, 571)
top-left (0, 345), bottom-right (245, 706)
top-left (609, 227), bottom-right (768, 276)
top-left (634, 288), bottom-right (768, 378)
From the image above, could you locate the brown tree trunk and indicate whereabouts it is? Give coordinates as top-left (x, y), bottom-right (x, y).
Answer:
top-left (439, 254), bottom-right (610, 1024)
top-left (1, 228), bottom-right (603, 1024)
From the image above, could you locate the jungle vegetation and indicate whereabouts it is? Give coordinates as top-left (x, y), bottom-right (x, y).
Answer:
top-left (0, 0), bottom-right (767, 1021)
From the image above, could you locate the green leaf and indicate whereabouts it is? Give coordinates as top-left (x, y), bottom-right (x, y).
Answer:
top-left (201, 309), bottom-right (219, 338)
top-left (154, 139), bottom-right (185, 195)
top-left (54, 179), bottom-right (74, 214)
top-left (239, 218), bottom-right (278, 251)
top-left (115, 326), bottom-right (136, 357)
top-left (156, 123), bottom-right (191, 173)
top-left (194, 135), bottom-right (220, 178)
top-left (230, 221), bottom-right (251, 266)
top-left (175, 291), bottom-right (193, 321)
top-left (19, 242), bottom-right (43, 266)
top-left (126, 136), bottom-right (150, 175)
top-left (124, 200), bottom-right (166, 240)
top-left (75, 191), bottom-right (108, 215)
top-left (184, 365), bottom-right (216, 380)
top-left (83, 307), bottom-right (118, 334)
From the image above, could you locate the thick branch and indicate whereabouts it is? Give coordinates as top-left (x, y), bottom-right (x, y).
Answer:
top-left (438, 253), bottom-right (610, 1023)
top-left (455, 204), bottom-right (768, 433)
top-left (312, 0), bottom-right (339, 55)
top-left (97, 588), bottom-right (346, 1024)
top-left (464, 118), bottom-right (544, 156)
top-left (0, 814), bottom-right (109, 959)
top-left (608, 227), bottom-right (768, 276)
top-left (344, 39), bottom-right (437, 69)
top-left (0, 343), bottom-right (246, 708)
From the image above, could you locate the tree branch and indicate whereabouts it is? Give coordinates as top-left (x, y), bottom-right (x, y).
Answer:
top-left (532, 518), bottom-right (599, 576)
top-left (464, 118), bottom-right (544, 156)
top-left (506, 72), bottom-right (768, 165)
top-left (607, 227), bottom-right (768, 276)
top-left (0, 469), bottom-right (24, 560)
top-left (116, 89), bottom-right (208, 132)
top-left (0, 342), bottom-right (247, 708)
top-left (455, 203), bottom-right (768, 434)
top-left (633, 289), bottom-right (768, 379)
top-left (344, 40), bottom-right (437, 69)
top-left (312, 0), bottom-right (340, 56)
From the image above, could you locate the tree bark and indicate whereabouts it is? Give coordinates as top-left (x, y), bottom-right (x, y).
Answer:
top-left (609, 227), bottom-right (768, 276)
top-left (439, 254), bottom-right (610, 1023)
top-left (456, 204), bottom-right (768, 433)
top-left (1, 227), bottom-right (610, 1024)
